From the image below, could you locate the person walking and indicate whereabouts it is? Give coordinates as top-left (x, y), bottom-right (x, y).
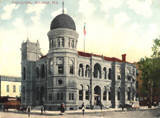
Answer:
top-left (27, 105), bottom-right (31, 117)
top-left (60, 103), bottom-right (65, 115)
top-left (82, 102), bottom-right (85, 116)
top-left (41, 105), bottom-right (44, 115)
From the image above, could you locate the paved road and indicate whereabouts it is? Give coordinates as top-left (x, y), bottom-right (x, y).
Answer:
top-left (0, 108), bottom-right (160, 118)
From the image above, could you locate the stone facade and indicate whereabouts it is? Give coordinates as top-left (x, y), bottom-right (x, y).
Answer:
top-left (21, 13), bottom-right (137, 110)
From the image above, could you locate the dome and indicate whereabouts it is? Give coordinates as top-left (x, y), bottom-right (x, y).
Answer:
top-left (50, 14), bottom-right (76, 30)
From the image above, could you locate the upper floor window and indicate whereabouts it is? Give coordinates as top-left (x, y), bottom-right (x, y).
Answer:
top-left (13, 85), bottom-right (16, 93)
top-left (57, 57), bottom-right (64, 74)
top-left (78, 64), bottom-right (84, 77)
top-left (94, 63), bottom-right (101, 78)
top-left (62, 37), bottom-right (64, 47)
top-left (85, 65), bottom-right (90, 78)
top-left (103, 67), bottom-right (107, 79)
top-left (6, 85), bottom-right (9, 92)
top-left (71, 40), bottom-right (74, 48)
top-left (108, 68), bottom-right (112, 80)
top-left (69, 59), bottom-right (74, 74)
top-left (57, 38), bottom-right (60, 47)
top-left (41, 64), bottom-right (45, 78)
top-left (23, 67), bottom-right (26, 80)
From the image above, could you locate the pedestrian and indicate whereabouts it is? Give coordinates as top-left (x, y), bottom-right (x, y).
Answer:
top-left (82, 102), bottom-right (85, 116)
top-left (41, 105), bottom-right (44, 115)
top-left (27, 105), bottom-right (31, 117)
top-left (60, 103), bottom-right (65, 115)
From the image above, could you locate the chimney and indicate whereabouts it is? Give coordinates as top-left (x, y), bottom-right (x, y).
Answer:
top-left (122, 54), bottom-right (126, 62)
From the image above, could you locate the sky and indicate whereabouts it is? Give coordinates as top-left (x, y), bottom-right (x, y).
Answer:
top-left (0, 0), bottom-right (160, 77)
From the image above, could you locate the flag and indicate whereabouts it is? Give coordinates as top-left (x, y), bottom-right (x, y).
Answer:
top-left (84, 23), bottom-right (86, 36)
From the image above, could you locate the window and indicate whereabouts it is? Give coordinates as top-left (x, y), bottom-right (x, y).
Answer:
top-left (41, 64), bottom-right (45, 78)
top-left (58, 65), bottom-right (64, 74)
top-left (6, 85), bottom-right (9, 92)
top-left (72, 93), bottom-right (74, 100)
top-left (69, 59), bottom-right (74, 74)
top-left (13, 85), bottom-right (16, 93)
top-left (85, 65), bottom-right (90, 78)
top-left (69, 93), bottom-right (72, 100)
top-left (49, 94), bottom-right (52, 101)
top-left (117, 91), bottom-right (120, 100)
top-left (94, 63), bottom-right (101, 78)
top-left (103, 67), bottom-right (107, 79)
top-left (103, 91), bottom-right (107, 100)
top-left (85, 86), bottom-right (89, 100)
top-left (57, 57), bottom-right (64, 74)
top-left (57, 38), bottom-right (60, 47)
top-left (19, 86), bottom-right (21, 93)
top-left (127, 87), bottom-right (131, 100)
top-left (58, 79), bottom-right (63, 85)
top-left (109, 91), bottom-right (111, 100)
top-left (62, 37), bottom-right (64, 47)
top-left (108, 68), bottom-right (112, 80)
top-left (57, 93), bottom-right (60, 100)
top-left (79, 85), bottom-right (83, 100)
top-left (71, 40), bottom-right (74, 48)
top-left (78, 64), bottom-right (84, 77)
top-left (23, 67), bottom-right (26, 80)
top-left (117, 75), bottom-right (121, 80)
top-left (60, 93), bottom-right (63, 100)
top-left (69, 93), bottom-right (74, 100)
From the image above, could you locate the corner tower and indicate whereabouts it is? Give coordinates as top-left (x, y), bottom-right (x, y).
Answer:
top-left (47, 12), bottom-right (79, 110)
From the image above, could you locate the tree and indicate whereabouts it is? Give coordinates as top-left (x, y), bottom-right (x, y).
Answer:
top-left (138, 38), bottom-right (160, 107)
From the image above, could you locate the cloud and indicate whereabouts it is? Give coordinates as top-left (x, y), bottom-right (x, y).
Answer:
top-left (78, 0), bottom-right (95, 19)
top-left (127, 0), bottom-right (152, 17)
top-left (0, 4), bottom-right (19, 20)
top-left (99, 0), bottom-right (124, 19)
top-left (26, 4), bottom-right (46, 24)
top-left (113, 12), bottom-right (130, 28)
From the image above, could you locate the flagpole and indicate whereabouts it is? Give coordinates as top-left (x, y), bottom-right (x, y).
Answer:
top-left (84, 23), bottom-right (86, 52)
top-left (84, 35), bottom-right (85, 52)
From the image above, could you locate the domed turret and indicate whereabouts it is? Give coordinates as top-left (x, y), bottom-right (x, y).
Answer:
top-left (50, 14), bottom-right (76, 30)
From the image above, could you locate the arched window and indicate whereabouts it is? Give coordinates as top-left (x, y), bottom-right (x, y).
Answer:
top-left (57, 38), bottom-right (60, 47)
top-left (78, 64), bottom-right (84, 77)
top-left (103, 67), bottom-right (107, 79)
top-left (85, 65), bottom-right (90, 77)
top-left (36, 67), bottom-right (39, 79)
top-left (69, 59), bottom-right (74, 74)
top-left (108, 68), bottom-right (112, 80)
top-left (103, 86), bottom-right (107, 100)
top-left (62, 37), bottom-right (64, 47)
top-left (71, 40), bottom-right (74, 48)
top-left (117, 87), bottom-right (120, 100)
top-left (108, 87), bottom-right (111, 100)
top-left (41, 64), bottom-right (45, 78)
top-left (79, 85), bottom-right (83, 100)
top-left (94, 63), bottom-right (101, 78)
top-left (85, 85), bottom-right (89, 100)
top-left (68, 39), bottom-right (70, 47)
top-left (127, 87), bottom-right (131, 100)
top-left (23, 67), bottom-right (26, 80)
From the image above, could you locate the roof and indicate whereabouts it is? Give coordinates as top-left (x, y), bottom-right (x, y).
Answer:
top-left (78, 51), bottom-right (123, 63)
top-left (50, 14), bottom-right (76, 30)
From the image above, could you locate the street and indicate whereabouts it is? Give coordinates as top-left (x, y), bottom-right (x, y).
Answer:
top-left (0, 108), bottom-right (160, 118)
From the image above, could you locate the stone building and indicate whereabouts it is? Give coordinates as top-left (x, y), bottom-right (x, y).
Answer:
top-left (21, 12), bottom-right (137, 110)
top-left (0, 75), bottom-right (21, 97)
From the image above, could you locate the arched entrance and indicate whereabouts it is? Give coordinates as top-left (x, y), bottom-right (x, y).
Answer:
top-left (94, 86), bottom-right (101, 105)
